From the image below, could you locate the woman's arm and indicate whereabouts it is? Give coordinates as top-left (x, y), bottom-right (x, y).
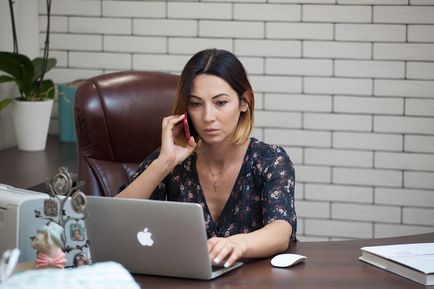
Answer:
top-left (116, 114), bottom-right (196, 199)
top-left (208, 220), bottom-right (292, 268)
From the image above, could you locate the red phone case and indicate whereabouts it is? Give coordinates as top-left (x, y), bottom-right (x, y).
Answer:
top-left (183, 113), bottom-right (191, 142)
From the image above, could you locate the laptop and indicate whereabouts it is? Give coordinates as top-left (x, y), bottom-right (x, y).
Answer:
top-left (84, 196), bottom-right (243, 280)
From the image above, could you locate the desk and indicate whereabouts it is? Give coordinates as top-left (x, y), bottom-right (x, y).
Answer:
top-left (133, 233), bottom-right (434, 289)
top-left (0, 136), bottom-right (77, 191)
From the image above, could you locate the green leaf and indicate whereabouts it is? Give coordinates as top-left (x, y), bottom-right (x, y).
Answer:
top-left (0, 98), bottom-right (15, 111)
top-left (32, 57), bottom-right (57, 82)
top-left (0, 75), bottom-right (15, 84)
top-left (0, 52), bottom-right (34, 96)
top-left (34, 79), bottom-right (56, 100)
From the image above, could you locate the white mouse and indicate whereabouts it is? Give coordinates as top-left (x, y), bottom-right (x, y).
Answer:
top-left (271, 253), bottom-right (307, 268)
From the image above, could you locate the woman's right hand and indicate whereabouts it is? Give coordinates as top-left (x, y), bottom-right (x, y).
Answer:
top-left (158, 114), bottom-right (197, 170)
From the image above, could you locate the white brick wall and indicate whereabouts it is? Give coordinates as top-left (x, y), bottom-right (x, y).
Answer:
top-left (40, 0), bottom-right (434, 241)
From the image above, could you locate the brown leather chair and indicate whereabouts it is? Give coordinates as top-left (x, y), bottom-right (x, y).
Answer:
top-left (74, 71), bottom-right (179, 197)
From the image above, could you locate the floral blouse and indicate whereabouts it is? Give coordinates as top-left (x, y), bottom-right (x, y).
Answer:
top-left (122, 137), bottom-right (297, 241)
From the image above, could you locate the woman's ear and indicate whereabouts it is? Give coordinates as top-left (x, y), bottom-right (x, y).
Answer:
top-left (240, 100), bottom-right (248, 112)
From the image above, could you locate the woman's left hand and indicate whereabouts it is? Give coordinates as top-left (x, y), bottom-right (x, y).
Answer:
top-left (207, 237), bottom-right (246, 268)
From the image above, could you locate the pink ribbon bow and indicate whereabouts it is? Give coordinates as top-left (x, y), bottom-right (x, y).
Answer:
top-left (35, 249), bottom-right (67, 269)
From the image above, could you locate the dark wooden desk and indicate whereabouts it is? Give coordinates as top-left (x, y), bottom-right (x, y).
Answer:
top-left (133, 233), bottom-right (434, 289)
top-left (0, 136), bottom-right (77, 191)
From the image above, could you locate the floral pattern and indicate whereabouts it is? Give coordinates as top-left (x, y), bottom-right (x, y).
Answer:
top-left (123, 137), bottom-right (297, 241)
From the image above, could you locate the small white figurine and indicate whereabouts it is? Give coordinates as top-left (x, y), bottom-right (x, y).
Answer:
top-left (30, 222), bottom-right (67, 269)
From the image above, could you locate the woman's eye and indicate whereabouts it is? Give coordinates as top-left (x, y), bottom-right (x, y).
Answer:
top-left (189, 101), bottom-right (201, 107)
top-left (216, 100), bottom-right (228, 106)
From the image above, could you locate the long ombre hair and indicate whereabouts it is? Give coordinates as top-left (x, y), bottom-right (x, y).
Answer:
top-left (172, 49), bottom-right (254, 145)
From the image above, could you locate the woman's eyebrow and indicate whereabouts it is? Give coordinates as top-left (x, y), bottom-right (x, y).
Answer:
top-left (189, 93), bottom-right (230, 99)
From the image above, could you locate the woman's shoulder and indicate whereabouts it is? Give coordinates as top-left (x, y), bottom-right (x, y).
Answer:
top-left (249, 137), bottom-right (289, 159)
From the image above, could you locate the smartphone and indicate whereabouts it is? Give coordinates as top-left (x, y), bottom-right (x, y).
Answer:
top-left (183, 113), bottom-right (191, 142)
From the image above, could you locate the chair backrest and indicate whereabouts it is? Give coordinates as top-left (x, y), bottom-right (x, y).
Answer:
top-left (74, 71), bottom-right (179, 196)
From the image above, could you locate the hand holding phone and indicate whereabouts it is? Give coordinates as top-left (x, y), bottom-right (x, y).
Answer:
top-left (183, 113), bottom-right (191, 142)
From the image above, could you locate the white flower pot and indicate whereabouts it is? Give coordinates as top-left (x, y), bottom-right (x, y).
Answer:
top-left (12, 99), bottom-right (54, 151)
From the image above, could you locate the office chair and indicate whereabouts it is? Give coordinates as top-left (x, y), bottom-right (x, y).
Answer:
top-left (74, 71), bottom-right (179, 196)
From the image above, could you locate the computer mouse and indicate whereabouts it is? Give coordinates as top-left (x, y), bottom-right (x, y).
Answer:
top-left (271, 253), bottom-right (307, 268)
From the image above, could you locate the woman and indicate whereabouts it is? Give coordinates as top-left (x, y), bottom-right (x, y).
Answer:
top-left (117, 49), bottom-right (296, 268)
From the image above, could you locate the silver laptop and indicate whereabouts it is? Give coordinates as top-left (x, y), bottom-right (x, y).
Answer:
top-left (84, 196), bottom-right (243, 280)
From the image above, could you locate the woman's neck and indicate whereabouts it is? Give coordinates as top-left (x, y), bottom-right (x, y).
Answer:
top-left (197, 138), bottom-right (250, 169)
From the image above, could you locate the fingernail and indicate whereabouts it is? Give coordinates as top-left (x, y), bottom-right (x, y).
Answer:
top-left (213, 257), bottom-right (221, 264)
top-left (224, 262), bottom-right (230, 268)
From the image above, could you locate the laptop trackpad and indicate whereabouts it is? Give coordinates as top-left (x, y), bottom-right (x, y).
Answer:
top-left (211, 262), bottom-right (243, 279)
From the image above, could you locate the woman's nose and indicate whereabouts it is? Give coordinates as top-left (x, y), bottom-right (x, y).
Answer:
top-left (203, 103), bottom-right (216, 123)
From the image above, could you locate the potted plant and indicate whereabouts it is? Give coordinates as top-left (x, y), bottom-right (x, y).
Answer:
top-left (0, 0), bottom-right (56, 151)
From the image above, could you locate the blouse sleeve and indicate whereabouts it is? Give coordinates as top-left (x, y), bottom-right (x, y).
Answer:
top-left (261, 147), bottom-right (297, 240)
top-left (117, 149), bottom-right (167, 200)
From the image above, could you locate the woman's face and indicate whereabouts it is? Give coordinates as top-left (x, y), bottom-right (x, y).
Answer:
top-left (187, 74), bottom-right (247, 145)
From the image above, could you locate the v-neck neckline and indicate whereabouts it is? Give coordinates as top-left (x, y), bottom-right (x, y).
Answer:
top-left (192, 138), bottom-right (253, 229)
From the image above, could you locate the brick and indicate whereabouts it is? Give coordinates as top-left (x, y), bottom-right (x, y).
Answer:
top-left (374, 116), bottom-right (434, 134)
top-left (200, 21), bottom-right (264, 38)
top-left (134, 19), bottom-right (197, 37)
top-left (238, 57), bottom-right (264, 74)
top-left (304, 41), bottom-right (371, 59)
top-left (408, 25), bottom-right (434, 42)
top-left (267, 23), bottom-right (333, 40)
top-left (296, 200), bottom-right (330, 218)
top-left (374, 6), bottom-right (434, 24)
top-left (133, 54), bottom-right (190, 72)
top-left (168, 3), bottom-right (231, 19)
top-left (234, 3), bottom-right (300, 21)
top-left (235, 40), bottom-right (301, 57)
top-left (375, 79), bottom-right (434, 98)
top-left (305, 148), bottom-right (373, 168)
top-left (406, 99), bottom-right (434, 117)
top-left (303, 5), bottom-right (371, 23)
top-left (334, 96), bottom-right (403, 115)
top-left (104, 36), bottom-right (166, 53)
top-left (407, 62), bottom-right (434, 79)
top-left (333, 132), bottom-right (403, 151)
top-left (265, 94), bottom-right (332, 112)
top-left (39, 16), bottom-right (68, 33)
top-left (332, 203), bottom-right (401, 223)
top-left (103, 1), bottom-right (165, 18)
top-left (374, 223), bottom-right (434, 238)
top-left (305, 219), bottom-right (373, 239)
top-left (169, 38), bottom-right (232, 54)
top-left (333, 167), bottom-right (402, 187)
top-left (294, 182), bottom-right (304, 200)
top-left (249, 75), bottom-right (302, 93)
top-left (69, 52), bottom-right (131, 70)
top-left (336, 24), bottom-right (406, 42)
top-left (296, 165), bottom-right (332, 183)
top-left (282, 146), bottom-right (303, 165)
top-left (337, 0), bottom-right (407, 4)
top-left (375, 187), bottom-right (434, 208)
top-left (270, 0), bottom-right (334, 3)
top-left (404, 208), bottom-right (434, 226)
top-left (304, 113), bottom-right (372, 132)
top-left (405, 135), bottom-right (434, 153)
top-left (374, 43), bottom-right (434, 61)
top-left (375, 152), bottom-right (434, 172)
top-left (48, 51), bottom-right (67, 67)
top-left (411, 0), bottom-right (434, 4)
top-left (305, 77), bottom-right (372, 96)
top-left (264, 129), bottom-right (331, 147)
top-left (46, 68), bottom-right (102, 84)
top-left (255, 110), bottom-right (301, 129)
top-left (335, 60), bottom-right (405, 79)
top-left (266, 58), bottom-right (332, 76)
top-left (42, 0), bottom-right (100, 16)
top-left (405, 171), bottom-right (434, 190)
top-left (70, 17), bottom-right (131, 35)
top-left (49, 34), bottom-right (102, 51)
top-left (306, 184), bottom-right (373, 204)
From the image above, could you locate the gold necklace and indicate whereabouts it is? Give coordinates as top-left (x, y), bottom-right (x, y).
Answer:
top-left (207, 167), bottom-right (223, 192)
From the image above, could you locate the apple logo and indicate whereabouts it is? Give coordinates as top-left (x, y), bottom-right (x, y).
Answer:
top-left (137, 228), bottom-right (154, 246)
